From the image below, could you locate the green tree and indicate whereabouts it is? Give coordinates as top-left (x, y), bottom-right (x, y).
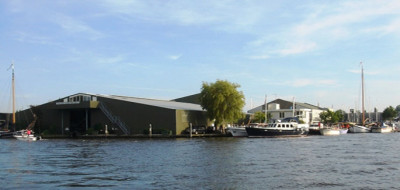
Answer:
top-left (253, 111), bottom-right (272, 123)
top-left (319, 110), bottom-right (343, 124)
top-left (335, 110), bottom-right (345, 122)
top-left (382, 106), bottom-right (397, 121)
top-left (200, 80), bottom-right (245, 129)
top-left (395, 105), bottom-right (400, 113)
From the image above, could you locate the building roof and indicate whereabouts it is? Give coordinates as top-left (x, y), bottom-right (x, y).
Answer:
top-left (172, 93), bottom-right (201, 104)
top-left (79, 93), bottom-right (204, 111)
top-left (248, 98), bottom-right (326, 113)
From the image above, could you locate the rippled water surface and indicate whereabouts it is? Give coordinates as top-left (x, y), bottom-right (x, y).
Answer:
top-left (1, 134), bottom-right (400, 189)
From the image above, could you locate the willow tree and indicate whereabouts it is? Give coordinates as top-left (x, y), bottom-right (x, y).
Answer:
top-left (200, 80), bottom-right (245, 129)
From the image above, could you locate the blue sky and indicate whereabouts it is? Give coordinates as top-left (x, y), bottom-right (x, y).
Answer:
top-left (1, 0), bottom-right (400, 113)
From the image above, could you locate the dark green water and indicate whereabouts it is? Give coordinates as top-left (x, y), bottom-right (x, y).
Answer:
top-left (1, 134), bottom-right (400, 189)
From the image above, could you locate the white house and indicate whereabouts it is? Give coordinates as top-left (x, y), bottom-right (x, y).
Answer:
top-left (247, 99), bottom-right (327, 124)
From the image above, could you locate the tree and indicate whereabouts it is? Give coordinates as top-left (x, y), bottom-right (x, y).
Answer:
top-left (319, 110), bottom-right (343, 124)
top-left (200, 80), bottom-right (245, 129)
top-left (253, 111), bottom-right (272, 123)
top-left (382, 106), bottom-right (397, 121)
top-left (395, 105), bottom-right (400, 113)
top-left (335, 110), bottom-right (345, 122)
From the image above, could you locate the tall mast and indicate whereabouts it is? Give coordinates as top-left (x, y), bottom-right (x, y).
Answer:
top-left (264, 95), bottom-right (267, 123)
top-left (292, 97), bottom-right (295, 117)
top-left (361, 62), bottom-right (365, 126)
top-left (11, 61), bottom-right (15, 126)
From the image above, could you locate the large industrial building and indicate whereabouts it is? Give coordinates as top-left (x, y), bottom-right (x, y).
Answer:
top-left (17, 93), bottom-right (209, 136)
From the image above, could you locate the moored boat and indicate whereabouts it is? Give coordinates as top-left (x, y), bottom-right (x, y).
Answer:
top-left (308, 122), bottom-right (323, 135)
top-left (340, 128), bottom-right (348, 134)
top-left (0, 130), bottom-right (14, 138)
top-left (371, 123), bottom-right (394, 133)
top-left (13, 130), bottom-right (38, 141)
top-left (226, 126), bottom-right (248, 137)
top-left (320, 128), bottom-right (340, 136)
top-left (349, 63), bottom-right (371, 134)
top-left (349, 125), bottom-right (371, 133)
top-left (245, 117), bottom-right (309, 137)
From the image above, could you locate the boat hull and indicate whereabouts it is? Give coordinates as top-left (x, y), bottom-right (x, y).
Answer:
top-left (245, 127), bottom-right (308, 137)
top-left (320, 128), bottom-right (340, 136)
top-left (0, 131), bottom-right (14, 138)
top-left (308, 128), bottom-right (321, 135)
top-left (349, 125), bottom-right (371, 133)
top-left (226, 127), bottom-right (248, 137)
top-left (340, 129), bottom-right (348, 134)
top-left (371, 127), bottom-right (392, 133)
top-left (14, 135), bottom-right (37, 141)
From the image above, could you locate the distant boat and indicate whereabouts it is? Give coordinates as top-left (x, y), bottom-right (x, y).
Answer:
top-left (245, 117), bottom-right (309, 137)
top-left (309, 122), bottom-right (323, 135)
top-left (13, 129), bottom-right (38, 141)
top-left (320, 127), bottom-right (340, 136)
top-left (349, 62), bottom-right (371, 133)
top-left (371, 123), bottom-right (394, 133)
top-left (6, 62), bottom-right (40, 141)
top-left (0, 130), bottom-right (14, 138)
top-left (340, 128), bottom-right (348, 134)
top-left (349, 125), bottom-right (371, 133)
top-left (226, 126), bottom-right (248, 137)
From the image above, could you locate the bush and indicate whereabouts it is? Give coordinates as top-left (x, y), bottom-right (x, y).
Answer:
top-left (86, 128), bottom-right (98, 135)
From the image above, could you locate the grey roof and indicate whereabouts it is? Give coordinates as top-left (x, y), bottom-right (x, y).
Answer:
top-left (90, 93), bottom-right (204, 111)
top-left (248, 98), bottom-right (326, 113)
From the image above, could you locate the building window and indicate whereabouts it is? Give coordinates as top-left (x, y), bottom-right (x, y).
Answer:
top-left (280, 112), bottom-right (285, 118)
top-left (296, 111), bottom-right (303, 118)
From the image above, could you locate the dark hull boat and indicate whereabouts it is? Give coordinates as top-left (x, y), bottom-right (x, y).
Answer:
top-left (0, 131), bottom-right (14, 138)
top-left (245, 117), bottom-right (309, 138)
top-left (246, 127), bottom-right (308, 137)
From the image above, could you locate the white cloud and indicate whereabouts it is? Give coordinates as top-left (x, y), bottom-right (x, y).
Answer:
top-left (168, 54), bottom-right (182, 60)
top-left (14, 32), bottom-right (55, 45)
top-left (246, 0), bottom-right (400, 58)
top-left (275, 41), bottom-right (317, 56)
top-left (52, 14), bottom-right (104, 40)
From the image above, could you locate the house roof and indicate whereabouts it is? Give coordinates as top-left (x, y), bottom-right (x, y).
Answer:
top-left (248, 98), bottom-right (326, 113)
top-left (72, 93), bottom-right (204, 111)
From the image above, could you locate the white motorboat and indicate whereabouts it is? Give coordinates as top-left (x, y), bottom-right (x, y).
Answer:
top-left (309, 122), bottom-right (323, 135)
top-left (226, 126), bottom-right (248, 137)
top-left (320, 128), bottom-right (340, 136)
top-left (13, 130), bottom-right (38, 141)
top-left (339, 128), bottom-right (348, 134)
top-left (371, 123), bottom-right (394, 133)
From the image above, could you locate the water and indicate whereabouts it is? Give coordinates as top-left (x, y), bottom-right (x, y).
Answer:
top-left (1, 134), bottom-right (400, 189)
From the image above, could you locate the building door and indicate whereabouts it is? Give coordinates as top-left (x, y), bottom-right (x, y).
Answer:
top-left (69, 110), bottom-right (87, 134)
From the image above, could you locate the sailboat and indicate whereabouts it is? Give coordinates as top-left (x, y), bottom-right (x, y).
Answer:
top-left (7, 62), bottom-right (39, 141)
top-left (349, 62), bottom-right (371, 133)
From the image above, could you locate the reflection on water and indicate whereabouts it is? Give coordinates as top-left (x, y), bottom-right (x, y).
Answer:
top-left (1, 134), bottom-right (400, 189)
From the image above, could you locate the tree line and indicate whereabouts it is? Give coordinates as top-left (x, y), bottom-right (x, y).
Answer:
top-left (198, 79), bottom-right (399, 128)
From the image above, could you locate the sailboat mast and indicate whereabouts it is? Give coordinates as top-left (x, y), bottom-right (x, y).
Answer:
top-left (264, 95), bottom-right (267, 123)
top-left (11, 62), bottom-right (15, 126)
top-left (361, 62), bottom-right (365, 126)
top-left (293, 97), bottom-right (295, 117)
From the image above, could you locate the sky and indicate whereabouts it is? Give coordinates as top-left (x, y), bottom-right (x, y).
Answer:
top-left (1, 0), bottom-right (400, 113)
